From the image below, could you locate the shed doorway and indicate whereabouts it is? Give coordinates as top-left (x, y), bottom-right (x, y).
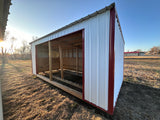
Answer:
top-left (36, 30), bottom-right (84, 98)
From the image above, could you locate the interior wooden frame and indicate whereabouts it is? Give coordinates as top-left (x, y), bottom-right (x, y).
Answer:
top-left (36, 30), bottom-right (83, 99)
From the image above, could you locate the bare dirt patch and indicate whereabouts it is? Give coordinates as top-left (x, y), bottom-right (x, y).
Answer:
top-left (0, 60), bottom-right (160, 120)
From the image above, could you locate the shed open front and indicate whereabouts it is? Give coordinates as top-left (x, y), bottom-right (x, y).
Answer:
top-left (35, 30), bottom-right (84, 99)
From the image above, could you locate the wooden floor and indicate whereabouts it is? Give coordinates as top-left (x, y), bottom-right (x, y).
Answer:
top-left (37, 74), bottom-right (82, 99)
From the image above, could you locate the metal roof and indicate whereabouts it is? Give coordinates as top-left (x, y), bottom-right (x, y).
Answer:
top-left (30, 3), bottom-right (124, 44)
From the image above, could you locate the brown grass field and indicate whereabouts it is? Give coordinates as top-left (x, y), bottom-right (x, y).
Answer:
top-left (124, 59), bottom-right (160, 88)
top-left (0, 59), bottom-right (160, 120)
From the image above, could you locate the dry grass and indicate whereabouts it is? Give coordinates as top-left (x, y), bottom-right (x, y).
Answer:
top-left (0, 60), bottom-right (108, 120)
top-left (124, 59), bottom-right (160, 88)
top-left (0, 60), bottom-right (160, 120)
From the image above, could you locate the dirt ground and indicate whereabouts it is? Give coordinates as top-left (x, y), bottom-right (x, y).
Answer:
top-left (0, 60), bottom-right (160, 120)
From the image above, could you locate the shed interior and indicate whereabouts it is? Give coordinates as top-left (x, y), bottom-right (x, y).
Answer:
top-left (36, 30), bottom-right (83, 95)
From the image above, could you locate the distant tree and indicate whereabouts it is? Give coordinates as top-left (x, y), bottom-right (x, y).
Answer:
top-left (9, 37), bottom-right (17, 59)
top-left (14, 40), bottom-right (31, 59)
top-left (10, 37), bottom-right (17, 53)
top-left (158, 46), bottom-right (160, 54)
top-left (149, 46), bottom-right (160, 55)
top-left (136, 49), bottom-right (142, 52)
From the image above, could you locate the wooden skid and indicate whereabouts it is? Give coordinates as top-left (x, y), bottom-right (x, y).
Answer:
top-left (37, 74), bottom-right (82, 99)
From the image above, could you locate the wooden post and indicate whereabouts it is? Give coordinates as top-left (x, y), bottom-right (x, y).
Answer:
top-left (59, 45), bottom-right (64, 79)
top-left (48, 41), bottom-right (52, 80)
top-left (76, 48), bottom-right (79, 73)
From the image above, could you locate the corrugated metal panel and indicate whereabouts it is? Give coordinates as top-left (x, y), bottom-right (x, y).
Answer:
top-left (31, 45), bottom-right (36, 74)
top-left (114, 17), bottom-right (124, 107)
top-left (84, 11), bottom-right (110, 110)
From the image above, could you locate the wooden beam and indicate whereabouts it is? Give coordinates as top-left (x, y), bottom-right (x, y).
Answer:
top-left (63, 69), bottom-right (82, 77)
top-left (48, 41), bottom-right (52, 80)
top-left (76, 48), bottom-right (79, 73)
top-left (52, 75), bottom-right (82, 89)
top-left (59, 45), bottom-right (64, 79)
top-left (37, 74), bottom-right (82, 99)
top-left (45, 70), bottom-right (60, 74)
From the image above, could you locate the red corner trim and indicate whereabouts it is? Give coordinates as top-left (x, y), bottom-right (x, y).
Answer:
top-left (82, 29), bottom-right (85, 100)
top-left (108, 7), bottom-right (115, 115)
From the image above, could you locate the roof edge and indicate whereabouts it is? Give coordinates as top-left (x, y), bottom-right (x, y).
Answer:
top-left (30, 3), bottom-right (115, 44)
top-left (115, 8), bottom-right (125, 44)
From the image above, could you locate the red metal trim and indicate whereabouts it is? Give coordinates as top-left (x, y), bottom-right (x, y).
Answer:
top-left (82, 29), bottom-right (85, 100)
top-left (108, 7), bottom-right (115, 115)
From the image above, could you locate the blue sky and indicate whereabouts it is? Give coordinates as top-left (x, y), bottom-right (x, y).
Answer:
top-left (7, 0), bottom-right (160, 51)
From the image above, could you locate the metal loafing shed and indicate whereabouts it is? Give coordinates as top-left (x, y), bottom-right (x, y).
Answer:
top-left (30, 3), bottom-right (124, 115)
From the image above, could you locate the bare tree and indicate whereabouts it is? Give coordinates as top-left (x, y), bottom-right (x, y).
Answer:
top-left (150, 46), bottom-right (159, 55)
top-left (15, 40), bottom-right (31, 59)
top-left (146, 46), bottom-right (160, 55)
top-left (9, 37), bottom-right (17, 59)
top-left (136, 49), bottom-right (142, 52)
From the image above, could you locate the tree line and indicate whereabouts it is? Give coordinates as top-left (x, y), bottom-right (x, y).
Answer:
top-left (0, 31), bottom-right (37, 63)
top-left (136, 46), bottom-right (160, 55)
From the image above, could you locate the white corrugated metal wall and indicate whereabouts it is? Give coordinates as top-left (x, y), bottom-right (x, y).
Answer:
top-left (114, 17), bottom-right (124, 107)
top-left (31, 45), bottom-right (36, 74)
top-left (31, 10), bottom-right (111, 111)
top-left (84, 11), bottom-right (110, 110)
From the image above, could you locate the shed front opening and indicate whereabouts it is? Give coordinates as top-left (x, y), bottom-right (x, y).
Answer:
top-left (36, 30), bottom-right (84, 99)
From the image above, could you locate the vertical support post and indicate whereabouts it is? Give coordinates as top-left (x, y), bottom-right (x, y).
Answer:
top-left (48, 41), bottom-right (52, 80)
top-left (72, 49), bottom-right (74, 58)
top-left (82, 29), bottom-right (85, 100)
top-left (59, 45), bottom-right (64, 79)
top-left (35, 45), bottom-right (38, 74)
top-left (76, 47), bottom-right (79, 73)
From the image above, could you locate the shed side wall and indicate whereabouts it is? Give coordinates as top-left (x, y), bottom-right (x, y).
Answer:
top-left (114, 17), bottom-right (124, 107)
top-left (31, 45), bottom-right (36, 74)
